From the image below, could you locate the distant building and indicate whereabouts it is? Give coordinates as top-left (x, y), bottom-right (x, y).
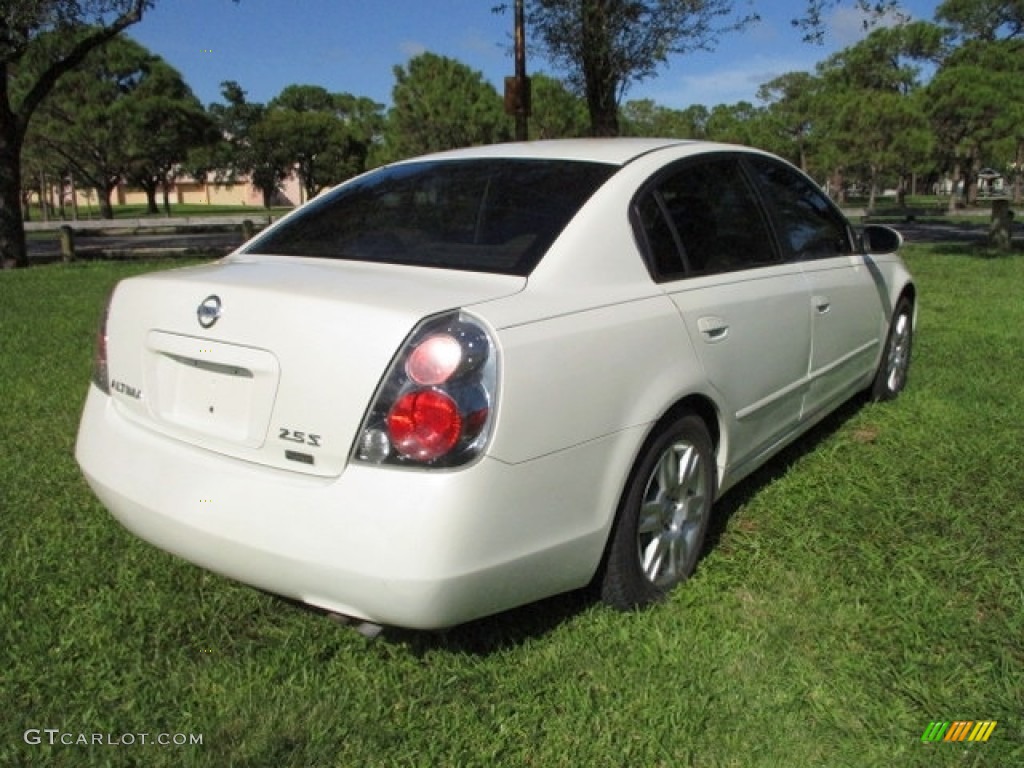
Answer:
top-left (29, 171), bottom-right (304, 215)
top-left (95, 172), bottom-right (303, 208)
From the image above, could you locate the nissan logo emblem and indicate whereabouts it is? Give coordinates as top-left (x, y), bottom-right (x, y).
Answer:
top-left (197, 295), bottom-right (222, 329)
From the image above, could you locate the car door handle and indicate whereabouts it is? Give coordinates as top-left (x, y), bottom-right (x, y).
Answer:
top-left (813, 295), bottom-right (831, 314)
top-left (697, 316), bottom-right (729, 342)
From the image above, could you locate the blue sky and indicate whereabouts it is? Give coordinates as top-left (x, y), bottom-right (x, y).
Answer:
top-left (130, 0), bottom-right (943, 111)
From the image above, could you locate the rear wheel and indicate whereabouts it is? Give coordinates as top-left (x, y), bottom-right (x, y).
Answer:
top-left (872, 297), bottom-right (913, 401)
top-left (601, 412), bottom-right (715, 610)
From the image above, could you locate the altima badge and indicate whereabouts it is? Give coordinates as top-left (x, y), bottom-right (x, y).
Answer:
top-left (197, 295), bottom-right (222, 329)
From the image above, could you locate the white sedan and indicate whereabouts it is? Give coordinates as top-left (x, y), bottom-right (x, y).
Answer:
top-left (76, 139), bottom-right (915, 632)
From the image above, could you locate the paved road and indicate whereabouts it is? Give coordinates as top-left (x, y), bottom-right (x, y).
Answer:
top-left (891, 219), bottom-right (1017, 245)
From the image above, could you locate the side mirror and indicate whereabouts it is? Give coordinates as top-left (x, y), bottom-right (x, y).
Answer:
top-left (861, 224), bottom-right (903, 254)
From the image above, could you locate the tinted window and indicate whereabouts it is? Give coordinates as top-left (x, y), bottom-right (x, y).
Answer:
top-left (246, 159), bottom-right (616, 276)
top-left (745, 156), bottom-right (854, 261)
top-left (635, 155), bottom-right (778, 280)
top-left (635, 192), bottom-right (685, 279)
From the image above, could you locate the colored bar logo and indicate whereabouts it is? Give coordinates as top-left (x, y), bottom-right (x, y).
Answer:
top-left (921, 721), bottom-right (997, 743)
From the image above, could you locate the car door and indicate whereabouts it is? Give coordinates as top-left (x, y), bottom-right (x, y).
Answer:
top-left (633, 154), bottom-right (813, 473)
top-left (744, 155), bottom-right (884, 419)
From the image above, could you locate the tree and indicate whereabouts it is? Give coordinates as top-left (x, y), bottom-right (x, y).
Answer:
top-left (704, 101), bottom-right (771, 147)
top-left (122, 61), bottom-right (218, 215)
top-left (812, 22), bottom-right (940, 206)
top-left (263, 88), bottom-right (339, 202)
top-left (756, 72), bottom-right (822, 170)
top-left (528, 73), bottom-right (589, 138)
top-left (621, 99), bottom-right (708, 138)
top-left (935, 0), bottom-right (1024, 40)
top-left (499, 1), bottom-right (910, 137)
top-left (934, 0), bottom-right (1024, 201)
top-left (21, 35), bottom-right (208, 218)
top-left (926, 38), bottom-right (1024, 208)
top-left (509, 0), bottom-right (757, 137)
top-left (207, 81), bottom-right (291, 209)
top-left (20, 34), bottom-right (145, 218)
top-left (793, 0), bottom-right (908, 43)
top-left (386, 53), bottom-right (510, 159)
top-left (263, 85), bottom-right (384, 201)
top-left (1, 1), bottom-right (150, 266)
top-left (325, 92), bottom-right (386, 180)
top-left (19, 124), bottom-right (70, 220)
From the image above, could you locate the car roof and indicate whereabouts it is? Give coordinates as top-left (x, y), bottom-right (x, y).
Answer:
top-left (394, 138), bottom-right (733, 167)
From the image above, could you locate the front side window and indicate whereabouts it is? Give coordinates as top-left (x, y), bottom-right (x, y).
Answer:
top-left (246, 159), bottom-right (616, 276)
top-left (745, 156), bottom-right (854, 261)
top-left (634, 155), bottom-right (778, 280)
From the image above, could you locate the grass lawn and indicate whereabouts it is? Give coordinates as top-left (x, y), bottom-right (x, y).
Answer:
top-left (1, 245), bottom-right (1021, 767)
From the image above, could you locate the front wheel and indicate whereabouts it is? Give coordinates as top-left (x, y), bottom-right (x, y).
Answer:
top-left (872, 297), bottom-right (913, 401)
top-left (600, 412), bottom-right (715, 610)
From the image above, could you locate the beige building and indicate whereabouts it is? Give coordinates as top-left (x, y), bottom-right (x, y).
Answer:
top-left (62, 172), bottom-right (304, 211)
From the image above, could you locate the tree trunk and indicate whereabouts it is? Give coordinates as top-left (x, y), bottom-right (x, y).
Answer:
top-left (965, 167), bottom-right (978, 206)
top-left (57, 176), bottom-right (67, 219)
top-left (161, 180), bottom-right (172, 216)
top-left (0, 4), bottom-right (149, 267)
top-left (262, 186), bottom-right (273, 209)
top-left (581, 0), bottom-right (620, 137)
top-left (989, 199), bottom-right (1012, 252)
top-left (0, 86), bottom-right (28, 267)
top-left (98, 184), bottom-right (115, 219)
top-left (587, 99), bottom-right (619, 137)
top-left (139, 179), bottom-right (159, 214)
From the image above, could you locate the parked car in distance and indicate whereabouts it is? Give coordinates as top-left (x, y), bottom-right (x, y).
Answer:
top-left (76, 139), bottom-right (915, 633)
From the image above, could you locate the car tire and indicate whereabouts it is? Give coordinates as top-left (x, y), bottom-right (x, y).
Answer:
top-left (600, 412), bottom-right (715, 611)
top-left (871, 296), bottom-right (913, 401)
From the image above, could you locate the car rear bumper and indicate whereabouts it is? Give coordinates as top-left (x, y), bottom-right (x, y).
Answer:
top-left (75, 386), bottom-right (635, 629)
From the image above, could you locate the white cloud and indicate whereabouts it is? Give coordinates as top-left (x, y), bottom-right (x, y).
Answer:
top-left (399, 40), bottom-right (427, 59)
top-left (633, 55), bottom-right (816, 109)
top-left (629, 3), bottom-right (918, 110)
top-left (461, 28), bottom-right (505, 61)
top-left (827, 5), bottom-right (907, 46)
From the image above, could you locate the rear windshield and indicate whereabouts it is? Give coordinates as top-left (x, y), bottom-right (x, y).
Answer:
top-left (245, 158), bottom-right (616, 275)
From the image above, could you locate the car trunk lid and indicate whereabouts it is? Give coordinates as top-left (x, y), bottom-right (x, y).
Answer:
top-left (103, 255), bottom-right (524, 477)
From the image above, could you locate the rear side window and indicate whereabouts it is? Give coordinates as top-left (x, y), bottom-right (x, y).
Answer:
top-left (633, 155), bottom-right (778, 280)
top-left (744, 156), bottom-right (854, 261)
top-left (246, 159), bottom-right (616, 276)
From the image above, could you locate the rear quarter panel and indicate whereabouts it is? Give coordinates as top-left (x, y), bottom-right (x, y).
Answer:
top-left (477, 145), bottom-right (729, 467)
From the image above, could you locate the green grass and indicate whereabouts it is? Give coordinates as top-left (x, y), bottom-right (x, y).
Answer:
top-left (1, 247), bottom-right (1021, 767)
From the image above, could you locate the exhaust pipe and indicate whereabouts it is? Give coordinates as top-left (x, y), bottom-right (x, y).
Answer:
top-left (327, 612), bottom-right (383, 639)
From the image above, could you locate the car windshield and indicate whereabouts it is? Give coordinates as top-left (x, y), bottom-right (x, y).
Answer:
top-left (245, 158), bottom-right (617, 276)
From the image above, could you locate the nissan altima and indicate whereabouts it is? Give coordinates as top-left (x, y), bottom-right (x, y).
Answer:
top-left (75, 139), bottom-right (915, 631)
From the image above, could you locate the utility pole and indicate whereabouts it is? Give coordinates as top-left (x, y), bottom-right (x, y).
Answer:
top-left (504, 0), bottom-right (531, 141)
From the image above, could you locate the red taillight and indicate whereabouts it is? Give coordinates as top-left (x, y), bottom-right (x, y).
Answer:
top-left (354, 311), bottom-right (498, 468)
top-left (387, 389), bottom-right (462, 461)
top-left (92, 292), bottom-right (112, 394)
